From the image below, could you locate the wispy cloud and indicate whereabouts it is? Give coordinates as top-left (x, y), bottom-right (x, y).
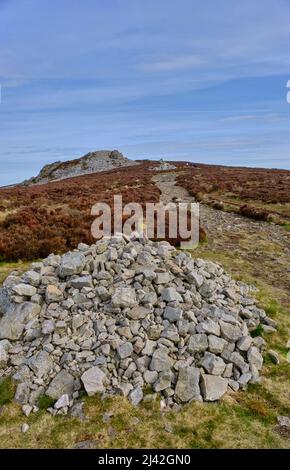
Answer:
top-left (0, 0), bottom-right (290, 185)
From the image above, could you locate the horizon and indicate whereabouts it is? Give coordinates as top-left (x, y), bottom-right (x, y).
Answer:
top-left (1, 0), bottom-right (290, 185)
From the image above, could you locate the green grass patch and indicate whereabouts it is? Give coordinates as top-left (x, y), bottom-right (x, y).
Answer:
top-left (0, 378), bottom-right (15, 406)
top-left (38, 395), bottom-right (56, 410)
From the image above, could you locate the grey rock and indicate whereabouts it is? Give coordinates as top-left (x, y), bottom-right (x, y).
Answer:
top-left (0, 302), bottom-right (41, 340)
top-left (143, 370), bottom-right (158, 384)
top-left (46, 285), bottom-right (64, 304)
top-left (200, 374), bottom-right (228, 401)
top-left (175, 366), bottom-right (201, 403)
top-left (237, 336), bottom-right (252, 351)
top-left (196, 319), bottom-right (220, 336)
top-left (117, 382), bottom-right (133, 397)
top-left (128, 306), bottom-right (150, 320)
top-left (0, 286), bottom-right (15, 317)
top-left (42, 319), bottom-right (55, 335)
top-left (186, 271), bottom-right (204, 288)
top-left (81, 366), bottom-right (107, 396)
top-left (54, 394), bottom-right (70, 409)
top-left (15, 382), bottom-right (30, 404)
top-left (46, 370), bottom-right (75, 399)
top-left (69, 401), bottom-right (86, 421)
top-left (22, 404), bottom-right (33, 417)
top-left (187, 334), bottom-right (208, 353)
top-left (164, 306), bottom-right (182, 322)
top-left (117, 342), bottom-right (133, 359)
top-left (219, 320), bottom-right (242, 342)
top-left (111, 287), bottom-right (137, 308)
top-left (21, 423), bottom-right (30, 433)
top-left (59, 251), bottom-right (86, 277)
top-left (161, 287), bottom-right (182, 303)
top-left (12, 283), bottom-right (37, 297)
top-left (247, 347), bottom-right (263, 370)
top-left (200, 352), bottom-right (226, 375)
top-left (155, 272), bottom-right (171, 284)
top-left (150, 348), bottom-right (174, 372)
top-left (71, 275), bottom-right (93, 289)
top-left (268, 349), bottom-right (280, 365)
top-left (74, 440), bottom-right (96, 449)
top-left (208, 335), bottom-right (227, 354)
top-left (153, 371), bottom-right (172, 392)
top-left (27, 350), bottom-right (53, 378)
top-left (129, 385), bottom-right (143, 405)
top-left (0, 339), bottom-right (11, 366)
top-left (22, 271), bottom-right (41, 287)
top-left (142, 339), bottom-right (156, 356)
top-left (277, 416), bottom-right (290, 428)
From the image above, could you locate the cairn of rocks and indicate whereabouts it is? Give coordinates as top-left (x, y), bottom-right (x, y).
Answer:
top-left (0, 236), bottom-right (274, 416)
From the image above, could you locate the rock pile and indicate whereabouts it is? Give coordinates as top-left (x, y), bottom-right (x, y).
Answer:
top-left (0, 236), bottom-right (273, 416)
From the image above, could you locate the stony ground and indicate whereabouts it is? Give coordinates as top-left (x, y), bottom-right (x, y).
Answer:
top-left (153, 173), bottom-right (290, 306)
top-left (0, 172), bottom-right (289, 449)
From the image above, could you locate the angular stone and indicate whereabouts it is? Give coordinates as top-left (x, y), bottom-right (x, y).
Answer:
top-left (128, 385), bottom-right (143, 405)
top-left (59, 251), bottom-right (86, 277)
top-left (150, 348), bottom-right (174, 372)
top-left (153, 371), bottom-right (172, 392)
top-left (117, 342), bottom-right (133, 359)
top-left (128, 305), bottom-right (150, 320)
top-left (23, 271), bottom-right (41, 288)
top-left (0, 339), bottom-right (11, 366)
top-left (164, 306), bottom-right (182, 322)
top-left (142, 339), bottom-right (156, 356)
top-left (219, 320), bottom-right (242, 342)
top-left (71, 276), bottom-right (93, 289)
top-left (237, 336), bottom-right (252, 352)
top-left (247, 346), bottom-right (263, 370)
top-left (196, 319), bottom-right (220, 336)
top-left (200, 352), bottom-right (226, 375)
top-left (15, 382), bottom-right (30, 404)
top-left (147, 325), bottom-right (163, 340)
top-left (186, 271), bottom-right (204, 288)
top-left (111, 287), bottom-right (137, 308)
top-left (187, 334), bottom-right (208, 353)
top-left (268, 349), bottom-right (280, 365)
top-left (54, 394), bottom-right (70, 409)
top-left (175, 366), bottom-right (201, 403)
top-left (81, 366), bottom-right (107, 396)
top-left (143, 370), bottom-right (158, 384)
top-left (117, 382), bottom-right (133, 397)
top-left (27, 350), bottom-right (53, 378)
top-left (42, 319), bottom-right (55, 335)
top-left (12, 283), bottom-right (37, 297)
top-left (46, 370), bottom-right (75, 399)
top-left (155, 272), bottom-right (171, 284)
top-left (46, 285), bottom-right (64, 304)
top-left (230, 352), bottom-right (249, 373)
top-left (208, 335), bottom-right (227, 354)
top-left (161, 287), bottom-right (182, 303)
top-left (200, 374), bottom-right (228, 401)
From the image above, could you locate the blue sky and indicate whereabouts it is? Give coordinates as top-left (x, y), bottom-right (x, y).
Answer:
top-left (0, 0), bottom-right (290, 185)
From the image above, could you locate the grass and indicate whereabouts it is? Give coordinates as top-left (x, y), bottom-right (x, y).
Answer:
top-left (0, 378), bottom-right (15, 406)
top-left (0, 260), bottom-right (34, 284)
top-left (0, 234), bottom-right (289, 449)
top-left (38, 395), bottom-right (56, 410)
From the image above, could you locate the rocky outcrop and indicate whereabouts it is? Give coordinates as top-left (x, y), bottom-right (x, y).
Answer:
top-left (0, 236), bottom-right (272, 416)
top-left (23, 150), bottom-right (137, 185)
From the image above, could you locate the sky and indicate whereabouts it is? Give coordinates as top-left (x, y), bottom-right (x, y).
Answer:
top-left (0, 0), bottom-right (290, 185)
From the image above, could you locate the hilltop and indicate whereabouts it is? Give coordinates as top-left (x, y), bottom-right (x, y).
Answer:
top-left (23, 150), bottom-right (138, 186)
